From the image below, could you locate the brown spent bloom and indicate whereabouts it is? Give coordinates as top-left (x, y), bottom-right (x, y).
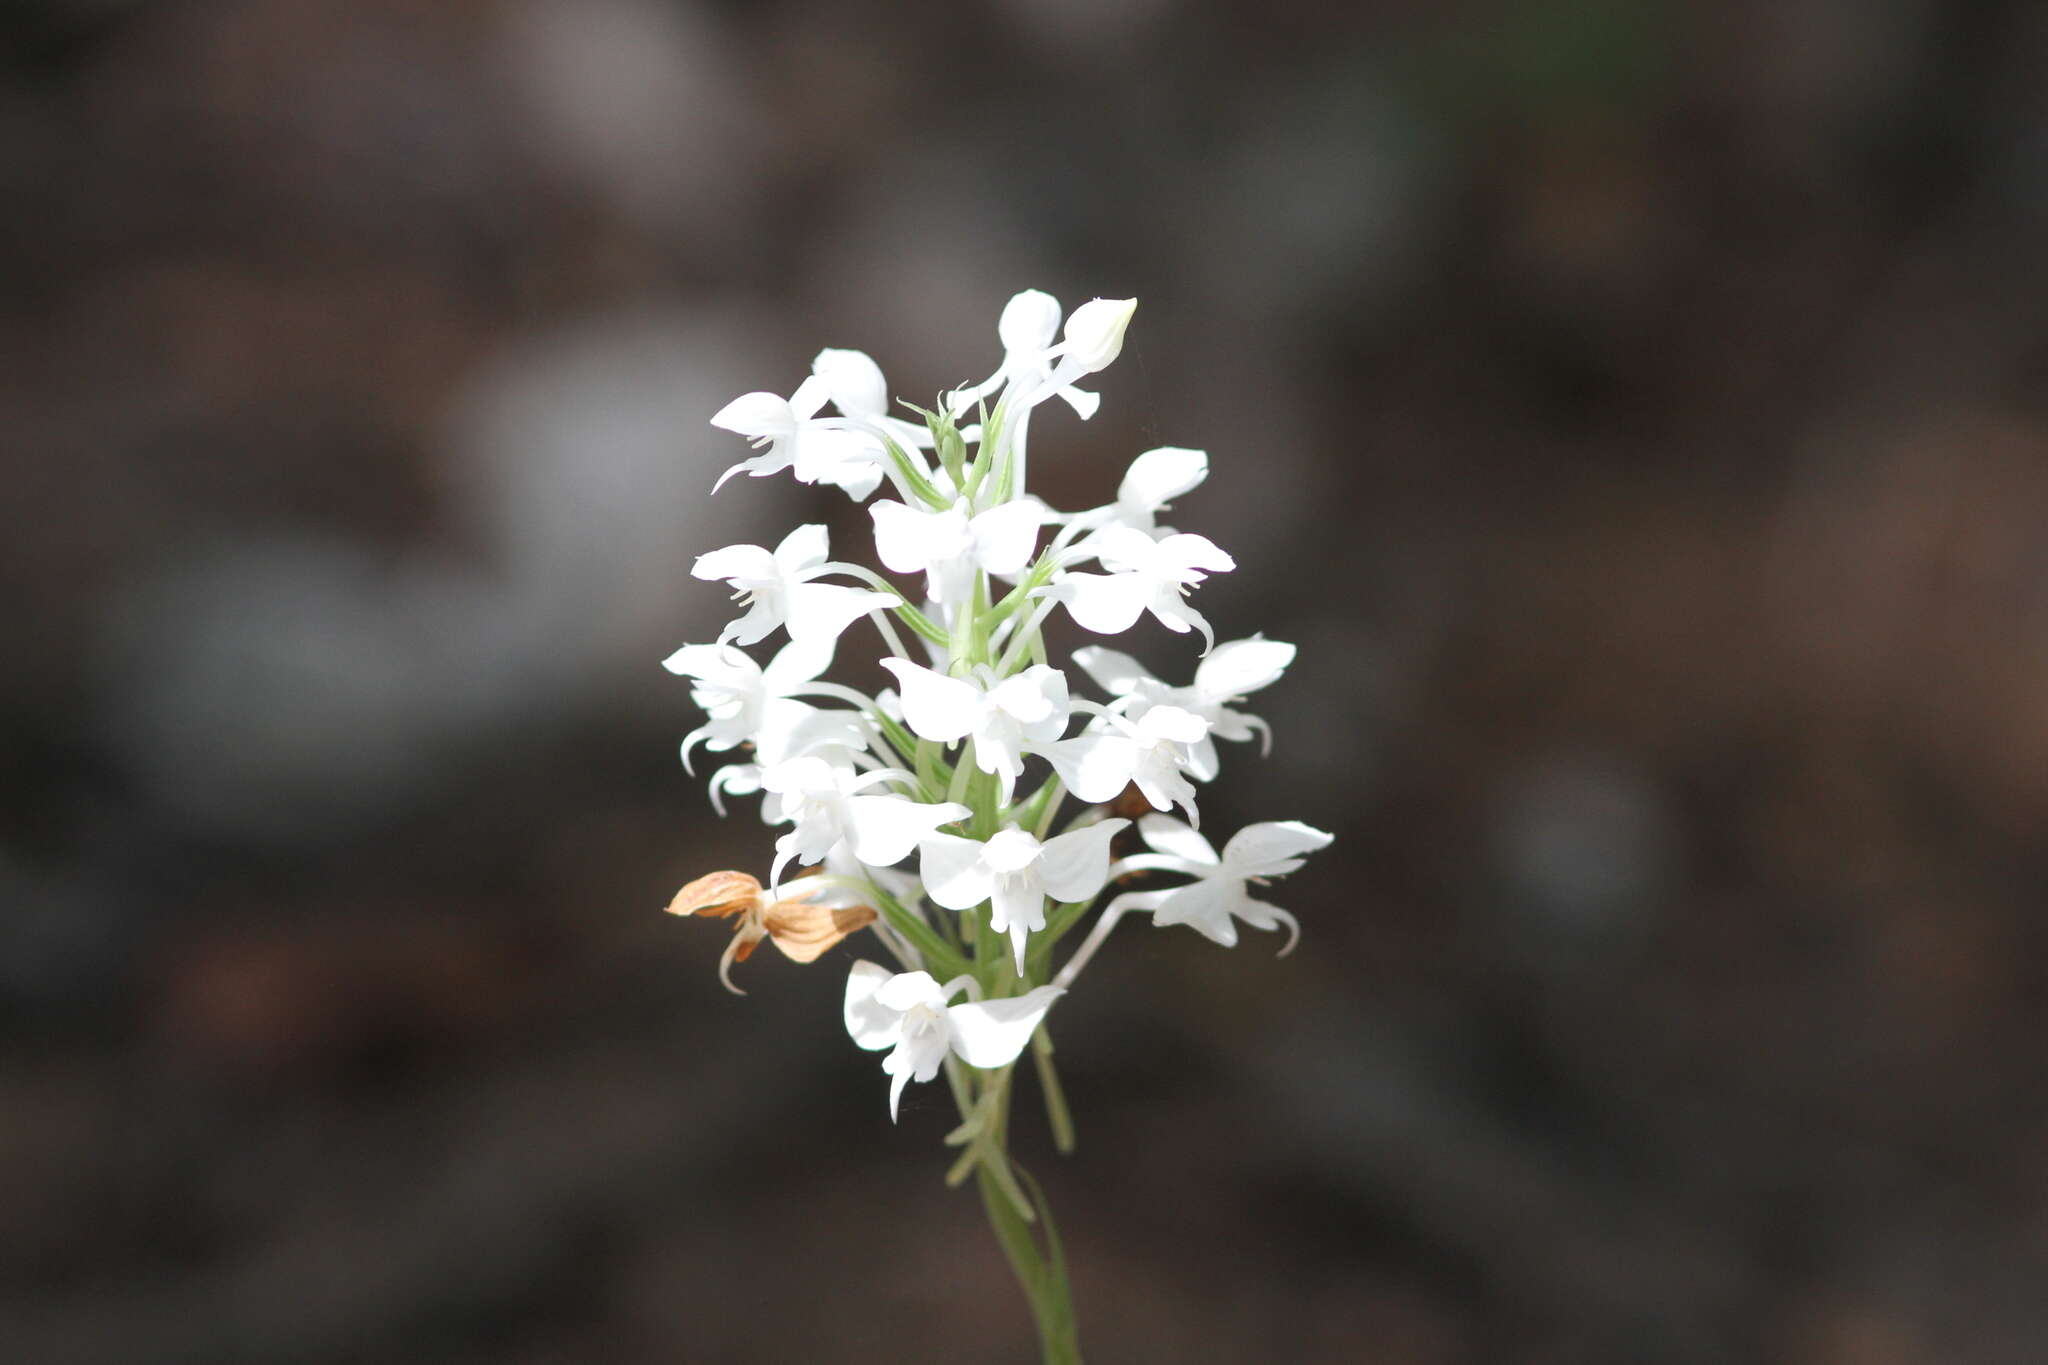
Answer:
top-left (666, 870), bottom-right (876, 994)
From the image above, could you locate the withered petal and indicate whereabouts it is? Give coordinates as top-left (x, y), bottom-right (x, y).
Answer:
top-left (667, 870), bottom-right (765, 920)
top-left (763, 902), bottom-right (878, 964)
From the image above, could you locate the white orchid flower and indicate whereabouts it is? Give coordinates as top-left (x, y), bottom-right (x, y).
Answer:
top-left (844, 961), bottom-right (1063, 1120)
top-left (760, 755), bottom-right (969, 890)
top-left (880, 659), bottom-right (1069, 803)
top-left (1072, 635), bottom-right (1294, 781)
top-left (945, 289), bottom-right (1102, 422)
top-left (662, 637), bottom-right (835, 773)
top-left (919, 820), bottom-right (1127, 971)
top-left (693, 524), bottom-right (896, 648)
top-left (1040, 526), bottom-right (1234, 651)
top-left (1106, 815), bottom-right (1332, 951)
top-left (869, 496), bottom-right (1042, 607)
top-left (709, 373), bottom-right (888, 500)
top-left (1040, 703), bottom-right (1210, 825)
top-left (810, 347), bottom-right (936, 455)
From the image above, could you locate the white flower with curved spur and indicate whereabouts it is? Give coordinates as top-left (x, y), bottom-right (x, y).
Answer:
top-left (811, 348), bottom-right (935, 456)
top-left (1041, 526), bottom-right (1234, 651)
top-left (693, 524), bottom-right (896, 648)
top-left (1106, 815), bottom-right (1332, 950)
top-left (946, 289), bottom-right (1102, 422)
top-left (760, 755), bottom-right (969, 889)
top-left (709, 374), bottom-right (886, 499)
top-left (662, 637), bottom-right (835, 773)
top-left (870, 496), bottom-right (1042, 606)
top-left (844, 962), bottom-right (1063, 1120)
top-left (1040, 704), bottom-right (1210, 824)
top-left (919, 820), bottom-right (1127, 970)
top-left (1072, 635), bottom-right (1294, 780)
top-left (880, 659), bottom-right (1070, 803)
top-left (666, 870), bottom-right (876, 994)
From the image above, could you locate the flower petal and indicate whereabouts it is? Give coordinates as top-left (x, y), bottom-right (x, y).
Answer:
top-left (812, 347), bottom-right (889, 419)
top-left (846, 796), bottom-right (970, 867)
top-left (761, 637), bottom-right (835, 692)
top-left (665, 869), bottom-right (763, 919)
top-left (873, 969), bottom-right (947, 1013)
top-left (764, 899), bottom-right (877, 963)
top-left (774, 523), bottom-right (832, 575)
top-left (1137, 814), bottom-right (1219, 865)
top-left (1041, 733), bottom-right (1140, 804)
top-left (1047, 572), bottom-right (1154, 636)
top-left (844, 960), bottom-right (901, 1050)
top-left (947, 987), bottom-right (1063, 1068)
top-left (709, 391), bottom-right (794, 439)
top-left (1036, 818), bottom-right (1127, 902)
top-left (691, 543), bottom-right (776, 583)
top-left (1194, 637), bottom-right (1295, 702)
top-left (1069, 645), bottom-right (1154, 697)
top-left (1157, 532), bottom-right (1235, 575)
top-left (880, 658), bottom-right (980, 744)
top-left (1221, 820), bottom-right (1334, 875)
top-left (1146, 878), bottom-right (1239, 946)
top-left (1118, 446), bottom-right (1208, 513)
top-left (968, 500), bottom-right (1042, 578)
top-left (998, 289), bottom-right (1062, 354)
top-left (918, 831), bottom-right (994, 911)
top-left (784, 583), bottom-right (895, 645)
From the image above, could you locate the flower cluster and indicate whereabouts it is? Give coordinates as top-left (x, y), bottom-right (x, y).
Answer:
top-left (664, 291), bottom-right (1332, 1137)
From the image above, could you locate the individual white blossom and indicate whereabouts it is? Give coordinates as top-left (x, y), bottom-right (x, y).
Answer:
top-left (1105, 815), bottom-right (1332, 950)
top-left (693, 524), bottom-right (896, 648)
top-left (881, 659), bottom-right (1070, 803)
top-left (1041, 703), bottom-right (1210, 824)
top-left (760, 755), bottom-right (968, 889)
top-left (662, 637), bottom-right (833, 773)
top-left (946, 289), bottom-right (1102, 422)
top-left (1072, 635), bottom-right (1294, 780)
top-left (1041, 526), bottom-right (1235, 651)
top-left (709, 373), bottom-right (887, 500)
top-left (919, 820), bottom-right (1127, 970)
top-left (870, 497), bottom-right (1041, 606)
top-left (844, 961), bottom-right (1062, 1119)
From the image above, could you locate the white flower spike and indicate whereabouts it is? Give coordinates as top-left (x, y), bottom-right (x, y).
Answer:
top-left (669, 288), bottom-right (1329, 1357)
top-left (844, 961), bottom-right (1063, 1120)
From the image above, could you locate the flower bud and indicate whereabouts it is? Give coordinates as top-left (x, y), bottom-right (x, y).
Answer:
top-left (1061, 298), bottom-right (1137, 373)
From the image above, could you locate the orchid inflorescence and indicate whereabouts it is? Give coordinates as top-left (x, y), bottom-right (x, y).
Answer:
top-left (661, 290), bottom-right (1330, 1357)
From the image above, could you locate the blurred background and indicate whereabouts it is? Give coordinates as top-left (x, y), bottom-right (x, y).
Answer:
top-left (5, 1), bottom-right (2048, 1360)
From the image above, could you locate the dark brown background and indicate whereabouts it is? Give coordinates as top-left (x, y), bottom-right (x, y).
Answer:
top-left (5, 1), bottom-right (2048, 1361)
